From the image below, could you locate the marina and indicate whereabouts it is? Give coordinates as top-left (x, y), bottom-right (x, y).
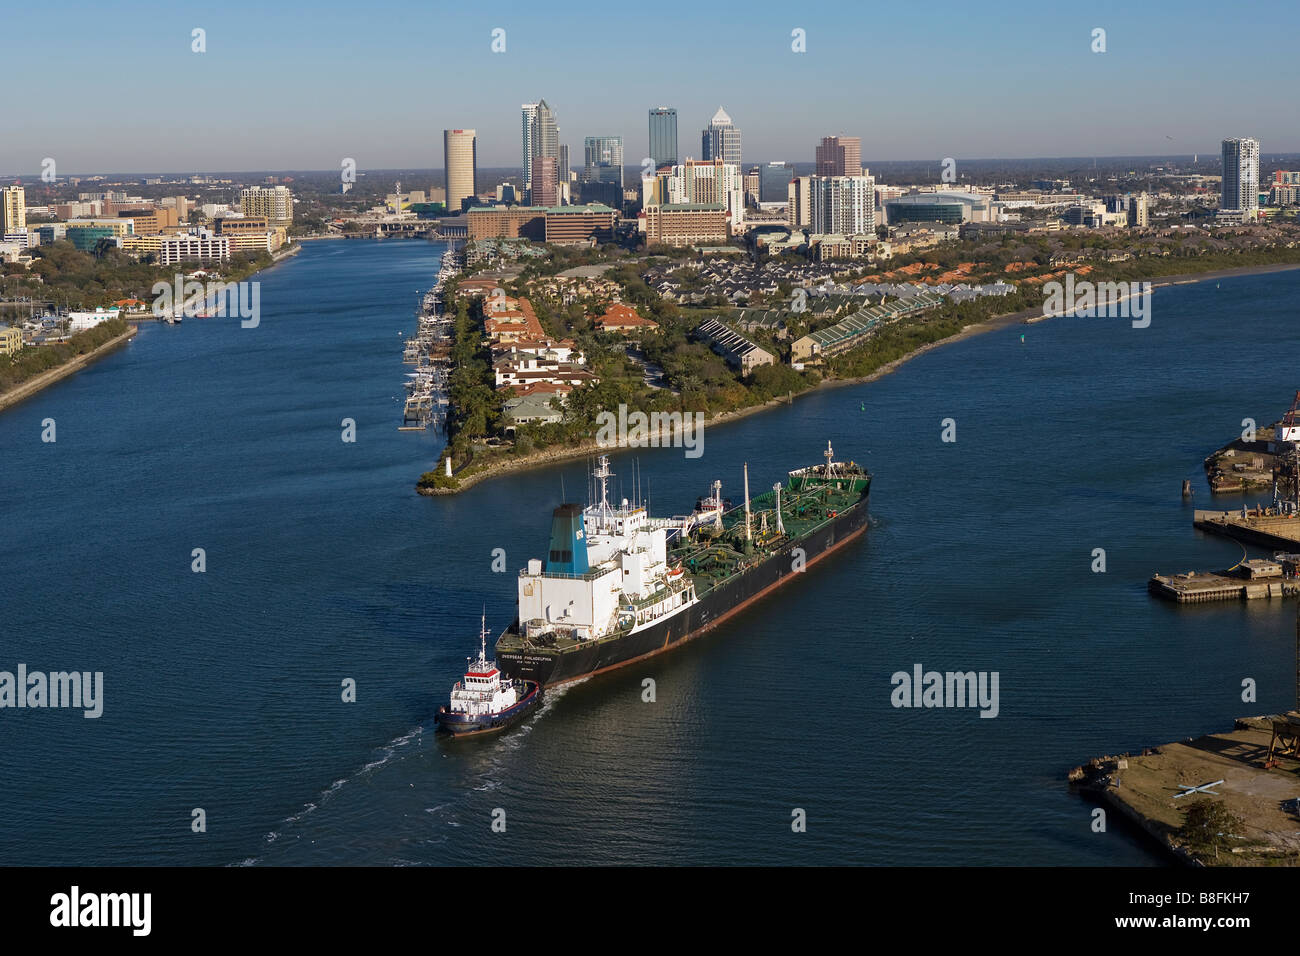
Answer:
top-left (398, 245), bottom-right (460, 430)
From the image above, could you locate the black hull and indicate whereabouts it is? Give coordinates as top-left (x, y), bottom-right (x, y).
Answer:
top-left (435, 681), bottom-right (543, 737)
top-left (498, 500), bottom-right (869, 687)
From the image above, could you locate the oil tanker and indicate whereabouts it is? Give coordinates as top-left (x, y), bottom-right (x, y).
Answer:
top-left (495, 442), bottom-right (870, 687)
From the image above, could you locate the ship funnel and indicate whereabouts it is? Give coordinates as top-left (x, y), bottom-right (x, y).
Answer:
top-left (545, 504), bottom-right (590, 574)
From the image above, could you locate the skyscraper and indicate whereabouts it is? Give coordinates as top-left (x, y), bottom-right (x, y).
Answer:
top-left (759, 162), bottom-right (794, 204)
top-left (443, 129), bottom-right (477, 214)
top-left (701, 107), bottom-right (742, 168)
top-left (521, 103), bottom-right (539, 186)
top-left (531, 156), bottom-right (558, 207)
top-left (648, 107), bottom-right (678, 169)
top-left (811, 175), bottom-right (875, 235)
top-left (522, 100), bottom-right (560, 202)
top-left (1, 185), bottom-right (25, 236)
top-left (583, 136), bottom-right (624, 187)
top-left (1221, 137), bottom-right (1260, 214)
top-left (815, 136), bottom-right (862, 177)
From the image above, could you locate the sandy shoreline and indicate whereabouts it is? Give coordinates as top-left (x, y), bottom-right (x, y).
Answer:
top-left (0, 325), bottom-right (139, 413)
top-left (428, 259), bottom-right (1300, 494)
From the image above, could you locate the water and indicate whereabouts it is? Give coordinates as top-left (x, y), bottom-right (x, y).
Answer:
top-left (2, 239), bottom-right (1297, 865)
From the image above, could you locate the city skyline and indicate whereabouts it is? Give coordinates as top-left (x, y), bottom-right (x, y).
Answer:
top-left (6, 0), bottom-right (1299, 174)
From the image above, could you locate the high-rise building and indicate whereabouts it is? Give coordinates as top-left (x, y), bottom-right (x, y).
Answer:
top-left (788, 176), bottom-right (812, 228)
top-left (522, 100), bottom-right (559, 202)
top-left (760, 163), bottom-right (794, 204)
top-left (666, 159), bottom-right (744, 229)
top-left (531, 156), bottom-right (559, 208)
top-left (583, 136), bottom-right (624, 187)
top-left (240, 185), bottom-right (293, 226)
top-left (811, 175), bottom-right (875, 235)
top-left (1221, 137), bottom-right (1260, 214)
top-left (648, 107), bottom-right (678, 169)
top-left (1, 185), bottom-right (26, 236)
top-left (443, 129), bottom-right (477, 214)
top-left (521, 103), bottom-right (539, 187)
top-left (701, 107), bottom-right (742, 168)
top-left (815, 136), bottom-right (862, 177)
top-left (559, 144), bottom-right (570, 184)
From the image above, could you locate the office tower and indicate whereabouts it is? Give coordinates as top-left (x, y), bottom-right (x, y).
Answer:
top-left (815, 136), bottom-right (862, 177)
top-left (760, 163), bottom-right (794, 204)
top-left (1221, 137), bottom-right (1260, 214)
top-left (239, 185), bottom-right (293, 226)
top-left (522, 100), bottom-right (559, 201)
top-left (559, 144), bottom-right (570, 185)
top-left (701, 107), bottom-right (742, 168)
top-left (648, 107), bottom-right (678, 169)
top-left (521, 103), bottom-right (539, 186)
top-left (531, 156), bottom-right (559, 207)
top-left (583, 136), bottom-right (624, 187)
top-left (1, 185), bottom-right (26, 235)
top-left (811, 175), bottom-right (875, 235)
top-left (443, 129), bottom-right (477, 214)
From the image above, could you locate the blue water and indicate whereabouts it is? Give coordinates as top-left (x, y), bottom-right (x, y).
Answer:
top-left (2, 239), bottom-right (1297, 865)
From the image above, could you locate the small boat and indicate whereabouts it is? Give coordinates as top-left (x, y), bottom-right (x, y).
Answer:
top-left (435, 613), bottom-right (543, 737)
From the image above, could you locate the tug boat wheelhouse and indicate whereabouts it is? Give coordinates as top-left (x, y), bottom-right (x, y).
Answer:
top-left (435, 614), bottom-right (543, 737)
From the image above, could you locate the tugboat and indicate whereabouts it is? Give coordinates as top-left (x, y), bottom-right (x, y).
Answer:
top-left (435, 613), bottom-right (543, 737)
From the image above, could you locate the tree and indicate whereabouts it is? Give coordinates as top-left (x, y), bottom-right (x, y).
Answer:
top-left (1177, 798), bottom-right (1244, 860)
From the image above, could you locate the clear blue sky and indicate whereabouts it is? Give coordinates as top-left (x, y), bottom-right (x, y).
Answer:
top-left (7, 0), bottom-right (1295, 175)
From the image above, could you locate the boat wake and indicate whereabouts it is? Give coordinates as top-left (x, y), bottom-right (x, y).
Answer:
top-left (239, 723), bottom-right (427, 864)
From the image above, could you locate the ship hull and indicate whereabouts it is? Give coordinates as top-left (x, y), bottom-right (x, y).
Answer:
top-left (434, 681), bottom-right (543, 737)
top-left (498, 500), bottom-right (869, 687)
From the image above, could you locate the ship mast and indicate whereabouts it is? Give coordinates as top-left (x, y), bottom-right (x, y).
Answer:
top-left (743, 462), bottom-right (751, 542)
top-left (773, 482), bottom-right (784, 534)
top-left (479, 608), bottom-right (488, 667)
top-left (823, 440), bottom-right (838, 478)
top-left (712, 479), bottom-right (724, 530)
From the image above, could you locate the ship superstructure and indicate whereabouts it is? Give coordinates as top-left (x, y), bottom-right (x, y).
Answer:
top-left (498, 443), bottom-right (871, 686)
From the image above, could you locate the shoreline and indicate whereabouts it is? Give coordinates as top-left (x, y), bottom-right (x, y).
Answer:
top-left (0, 245), bottom-right (301, 410)
top-left (424, 258), bottom-right (1300, 494)
top-left (0, 325), bottom-right (139, 413)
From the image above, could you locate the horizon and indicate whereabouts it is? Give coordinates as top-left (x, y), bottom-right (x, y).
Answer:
top-left (8, 0), bottom-right (1298, 173)
top-left (7, 153), bottom-right (1300, 182)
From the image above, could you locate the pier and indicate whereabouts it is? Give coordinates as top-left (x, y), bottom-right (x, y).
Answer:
top-left (1149, 557), bottom-right (1300, 603)
top-left (1194, 507), bottom-right (1300, 551)
top-left (398, 245), bottom-right (461, 431)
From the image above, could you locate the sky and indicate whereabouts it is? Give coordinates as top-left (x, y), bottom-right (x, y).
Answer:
top-left (7, 0), bottom-right (1297, 175)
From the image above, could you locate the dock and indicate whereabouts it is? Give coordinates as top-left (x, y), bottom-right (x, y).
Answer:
top-left (1194, 507), bottom-right (1300, 551)
top-left (398, 245), bottom-right (461, 431)
top-left (1149, 557), bottom-right (1300, 603)
top-left (1070, 715), bottom-right (1300, 865)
